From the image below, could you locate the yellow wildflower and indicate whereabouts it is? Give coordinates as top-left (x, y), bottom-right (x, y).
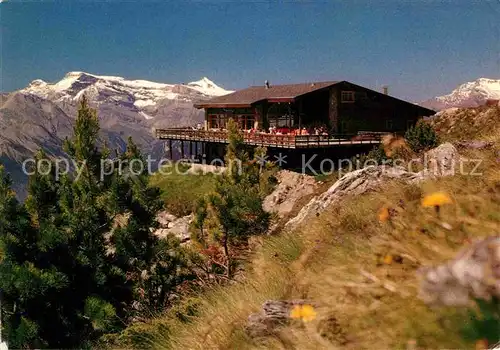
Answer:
top-left (378, 206), bottom-right (390, 222)
top-left (290, 304), bottom-right (317, 322)
top-left (421, 192), bottom-right (453, 208)
top-left (475, 339), bottom-right (488, 350)
top-left (383, 254), bottom-right (393, 265)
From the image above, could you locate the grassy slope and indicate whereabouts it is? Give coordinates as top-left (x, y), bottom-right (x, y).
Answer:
top-left (132, 107), bottom-right (499, 349)
top-left (152, 153), bottom-right (498, 349)
top-left (149, 164), bottom-right (217, 217)
top-left (430, 105), bottom-right (500, 142)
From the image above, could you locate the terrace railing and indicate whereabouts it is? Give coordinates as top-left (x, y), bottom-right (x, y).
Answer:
top-left (155, 128), bottom-right (384, 148)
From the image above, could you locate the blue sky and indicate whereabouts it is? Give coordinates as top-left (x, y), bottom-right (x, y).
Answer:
top-left (2, 1), bottom-right (499, 101)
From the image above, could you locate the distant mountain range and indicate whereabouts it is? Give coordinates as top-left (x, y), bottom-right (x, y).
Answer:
top-left (1, 72), bottom-right (499, 197)
top-left (0, 71), bottom-right (232, 197)
top-left (421, 77), bottom-right (500, 111)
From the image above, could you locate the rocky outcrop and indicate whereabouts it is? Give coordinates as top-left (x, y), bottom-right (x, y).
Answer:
top-left (285, 143), bottom-right (461, 230)
top-left (418, 236), bottom-right (500, 306)
top-left (154, 211), bottom-right (193, 243)
top-left (422, 142), bottom-right (461, 177)
top-left (246, 299), bottom-right (313, 337)
top-left (455, 140), bottom-right (494, 150)
top-left (263, 170), bottom-right (318, 218)
top-left (285, 166), bottom-right (425, 230)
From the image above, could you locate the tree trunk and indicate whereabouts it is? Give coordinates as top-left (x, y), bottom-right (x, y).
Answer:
top-left (222, 231), bottom-right (231, 278)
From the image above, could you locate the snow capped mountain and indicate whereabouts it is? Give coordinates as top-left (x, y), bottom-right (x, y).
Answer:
top-left (1, 72), bottom-right (232, 197)
top-left (421, 78), bottom-right (500, 111)
top-left (187, 77), bottom-right (230, 96)
top-left (22, 71), bottom-right (232, 113)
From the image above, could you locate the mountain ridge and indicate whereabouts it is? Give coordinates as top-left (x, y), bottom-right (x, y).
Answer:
top-left (421, 77), bottom-right (500, 110)
top-left (1, 71), bottom-right (232, 198)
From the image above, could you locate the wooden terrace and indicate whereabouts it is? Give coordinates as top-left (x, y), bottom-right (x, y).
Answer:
top-left (155, 128), bottom-right (383, 149)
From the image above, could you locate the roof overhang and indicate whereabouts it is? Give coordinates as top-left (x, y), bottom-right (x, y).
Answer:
top-left (265, 98), bottom-right (295, 103)
top-left (195, 98), bottom-right (295, 109)
top-left (194, 103), bottom-right (252, 109)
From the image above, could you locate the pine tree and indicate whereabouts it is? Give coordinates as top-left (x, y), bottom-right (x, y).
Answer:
top-left (0, 96), bottom-right (193, 346)
top-left (405, 120), bottom-right (439, 153)
top-left (193, 118), bottom-right (272, 278)
top-left (0, 160), bottom-right (74, 348)
top-left (109, 137), bottom-right (193, 314)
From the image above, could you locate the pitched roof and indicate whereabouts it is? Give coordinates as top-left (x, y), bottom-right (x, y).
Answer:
top-left (194, 81), bottom-right (338, 108)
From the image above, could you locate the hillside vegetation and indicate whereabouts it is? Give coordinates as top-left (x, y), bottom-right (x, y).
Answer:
top-left (429, 104), bottom-right (500, 141)
top-left (150, 164), bottom-right (217, 217)
top-left (117, 106), bottom-right (500, 349)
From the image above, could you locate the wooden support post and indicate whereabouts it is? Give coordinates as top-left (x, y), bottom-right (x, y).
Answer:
top-left (263, 102), bottom-right (269, 131)
top-left (180, 140), bottom-right (184, 159)
top-left (298, 99), bottom-right (303, 132)
top-left (169, 139), bottom-right (173, 160)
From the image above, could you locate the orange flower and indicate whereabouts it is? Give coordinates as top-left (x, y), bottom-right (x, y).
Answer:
top-left (383, 254), bottom-right (393, 265)
top-left (421, 192), bottom-right (453, 208)
top-left (290, 304), bottom-right (317, 322)
top-left (378, 206), bottom-right (390, 222)
top-left (475, 339), bottom-right (488, 350)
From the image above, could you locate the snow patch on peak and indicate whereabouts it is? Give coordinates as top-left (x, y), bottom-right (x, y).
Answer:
top-left (29, 79), bottom-right (47, 87)
top-left (187, 77), bottom-right (233, 96)
top-left (421, 77), bottom-right (500, 110)
top-left (188, 77), bottom-right (217, 88)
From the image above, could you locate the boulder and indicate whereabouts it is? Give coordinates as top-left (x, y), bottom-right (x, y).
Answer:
top-left (263, 170), bottom-right (317, 218)
top-left (246, 299), bottom-right (313, 337)
top-left (285, 166), bottom-right (424, 230)
top-left (285, 143), bottom-right (462, 230)
top-left (455, 140), bottom-right (494, 150)
top-left (154, 211), bottom-right (193, 243)
top-left (422, 142), bottom-right (461, 177)
top-left (418, 236), bottom-right (500, 307)
top-left (156, 211), bottom-right (177, 226)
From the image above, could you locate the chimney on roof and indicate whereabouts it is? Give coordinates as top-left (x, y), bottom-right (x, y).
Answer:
top-left (265, 80), bottom-right (270, 89)
top-left (382, 85), bottom-right (389, 95)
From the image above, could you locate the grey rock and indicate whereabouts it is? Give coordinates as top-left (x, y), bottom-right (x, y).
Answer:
top-left (285, 165), bottom-right (425, 230)
top-left (246, 299), bottom-right (312, 337)
top-left (154, 211), bottom-right (193, 243)
top-left (455, 140), bottom-right (494, 150)
top-left (422, 142), bottom-right (461, 177)
top-left (285, 143), bottom-right (461, 230)
top-left (418, 236), bottom-right (500, 306)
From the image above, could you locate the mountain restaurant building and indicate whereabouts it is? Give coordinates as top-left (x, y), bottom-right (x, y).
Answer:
top-left (155, 80), bottom-right (435, 166)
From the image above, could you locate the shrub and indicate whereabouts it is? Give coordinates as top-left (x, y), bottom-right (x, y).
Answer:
top-left (405, 121), bottom-right (439, 152)
top-left (460, 297), bottom-right (500, 347)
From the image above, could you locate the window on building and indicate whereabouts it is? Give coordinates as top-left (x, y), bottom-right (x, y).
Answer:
top-left (233, 115), bottom-right (254, 130)
top-left (208, 115), bottom-right (227, 129)
top-left (268, 114), bottom-right (295, 128)
top-left (341, 91), bottom-right (355, 103)
top-left (208, 115), bottom-right (218, 129)
top-left (386, 119), bottom-right (393, 130)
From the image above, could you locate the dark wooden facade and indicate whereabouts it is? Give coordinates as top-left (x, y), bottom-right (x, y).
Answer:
top-left (196, 80), bottom-right (435, 135)
top-left (155, 80), bottom-right (435, 168)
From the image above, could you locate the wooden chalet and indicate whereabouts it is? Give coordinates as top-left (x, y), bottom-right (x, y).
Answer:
top-left (155, 80), bottom-right (435, 165)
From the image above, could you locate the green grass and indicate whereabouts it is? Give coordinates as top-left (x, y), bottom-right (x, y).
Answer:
top-left (149, 164), bottom-right (217, 217)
